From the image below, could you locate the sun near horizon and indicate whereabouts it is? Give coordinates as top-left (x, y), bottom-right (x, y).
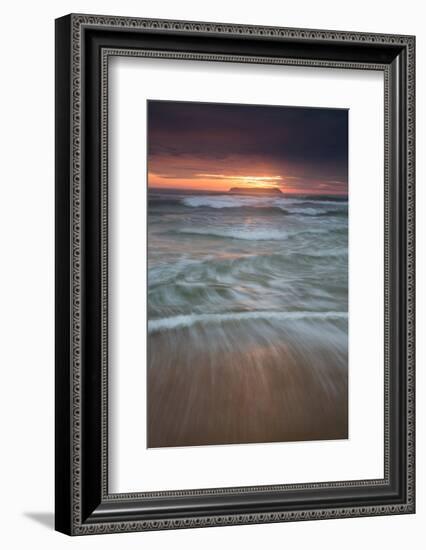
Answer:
top-left (147, 172), bottom-right (348, 196)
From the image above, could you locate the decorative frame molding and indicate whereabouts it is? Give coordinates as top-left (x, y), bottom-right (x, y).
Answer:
top-left (55, 14), bottom-right (415, 535)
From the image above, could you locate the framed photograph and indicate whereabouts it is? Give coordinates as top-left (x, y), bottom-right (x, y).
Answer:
top-left (55, 14), bottom-right (415, 535)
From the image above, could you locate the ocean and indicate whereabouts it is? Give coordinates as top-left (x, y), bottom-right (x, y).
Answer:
top-left (147, 189), bottom-right (348, 448)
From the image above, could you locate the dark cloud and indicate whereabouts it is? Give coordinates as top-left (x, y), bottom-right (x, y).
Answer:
top-left (148, 100), bottom-right (348, 193)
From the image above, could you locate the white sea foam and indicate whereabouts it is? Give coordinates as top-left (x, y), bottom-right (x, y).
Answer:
top-left (276, 199), bottom-right (347, 208)
top-left (287, 207), bottom-right (321, 215)
top-left (181, 195), bottom-right (347, 210)
top-left (148, 310), bottom-right (348, 333)
top-left (178, 227), bottom-right (289, 241)
top-left (181, 195), bottom-right (271, 209)
top-left (294, 248), bottom-right (347, 258)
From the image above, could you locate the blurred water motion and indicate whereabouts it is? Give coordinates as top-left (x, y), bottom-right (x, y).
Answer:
top-left (147, 190), bottom-right (348, 447)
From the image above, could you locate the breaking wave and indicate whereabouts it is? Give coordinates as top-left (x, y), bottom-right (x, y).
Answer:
top-left (178, 227), bottom-right (290, 241)
top-left (148, 310), bottom-right (348, 334)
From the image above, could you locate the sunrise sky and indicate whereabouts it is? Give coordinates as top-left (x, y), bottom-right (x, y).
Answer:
top-left (147, 100), bottom-right (348, 195)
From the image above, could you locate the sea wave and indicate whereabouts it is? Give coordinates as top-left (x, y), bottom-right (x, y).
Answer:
top-left (180, 195), bottom-right (347, 211)
top-left (181, 195), bottom-right (268, 209)
top-left (178, 227), bottom-right (290, 241)
top-left (293, 248), bottom-right (347, 258)
top-left (148, 310), bottom-right (348, 333)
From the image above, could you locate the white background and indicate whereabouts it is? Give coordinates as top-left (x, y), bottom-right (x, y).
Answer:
top-left (0, 0), bottom-right (423, 548)
top-left (110, 58), bottom-right (384, 492)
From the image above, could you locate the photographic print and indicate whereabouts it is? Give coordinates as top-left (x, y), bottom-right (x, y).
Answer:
top-left (147, 100), bottom-right (348, 448)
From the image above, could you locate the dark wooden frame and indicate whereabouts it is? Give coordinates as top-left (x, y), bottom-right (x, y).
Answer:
top-left (55, 13), bottom-right (415, 535)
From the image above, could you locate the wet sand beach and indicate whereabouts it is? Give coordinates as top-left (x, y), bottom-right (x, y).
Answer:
top-left (148, 317), bottom-right (348, 447)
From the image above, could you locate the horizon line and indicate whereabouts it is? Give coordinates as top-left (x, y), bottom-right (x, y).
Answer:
top-left (148, 185), bottom-right (349, 196)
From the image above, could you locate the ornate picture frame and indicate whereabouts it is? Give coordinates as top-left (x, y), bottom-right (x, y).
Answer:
top-left (55, 14), bottom-right (415, 535)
